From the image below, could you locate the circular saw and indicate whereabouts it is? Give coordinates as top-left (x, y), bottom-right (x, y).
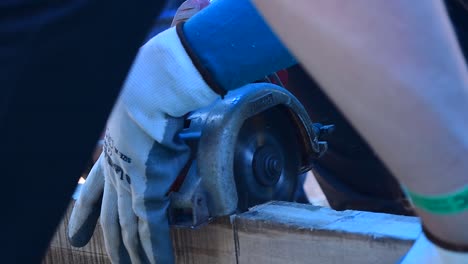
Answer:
top-left (168, 82), bottom-right (330, 227)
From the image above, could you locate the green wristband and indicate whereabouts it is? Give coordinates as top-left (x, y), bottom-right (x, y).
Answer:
top-left (403, 186), bottom-right (468, 214)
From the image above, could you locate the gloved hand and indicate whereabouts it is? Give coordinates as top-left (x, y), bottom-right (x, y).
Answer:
top-left (400, 232), bottom-right (468, 264)
top-left (78, 0), bottom-right (211, 178)
top-left (68, 0), bottom-right (296, 262)
top-left (68, 25), bottom-right (219, 263)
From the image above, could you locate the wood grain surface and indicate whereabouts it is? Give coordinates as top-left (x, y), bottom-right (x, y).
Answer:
top-left (43, 201), bottom-right (420, 264)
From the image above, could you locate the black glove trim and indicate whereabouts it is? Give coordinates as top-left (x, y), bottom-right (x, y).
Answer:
top-left (422, 225), bottom-right (468, 252)
top-left (176, 22), bottom-right (227, 97)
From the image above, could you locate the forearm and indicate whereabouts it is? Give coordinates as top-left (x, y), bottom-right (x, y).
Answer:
top-left (252, 0), bottom-right (468, 244)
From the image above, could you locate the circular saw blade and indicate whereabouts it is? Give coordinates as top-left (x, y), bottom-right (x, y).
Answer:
top-left (234, 106), bottom-right (301, 212)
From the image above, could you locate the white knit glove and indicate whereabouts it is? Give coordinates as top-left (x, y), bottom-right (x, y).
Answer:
top-left (68, 26), bottom-right (219, 264)
top-left (400, 233), bottom-right (468, 264)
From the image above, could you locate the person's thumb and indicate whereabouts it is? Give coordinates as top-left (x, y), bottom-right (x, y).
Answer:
top-left (67, 154), bottom-right (105, 247)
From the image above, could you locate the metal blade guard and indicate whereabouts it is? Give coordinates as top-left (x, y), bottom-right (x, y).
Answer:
top-left (169, 83), bottom-right (328, 227)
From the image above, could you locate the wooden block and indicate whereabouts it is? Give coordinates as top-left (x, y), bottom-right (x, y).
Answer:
top-left (43, 201), bottom-right (420, 264)
top-left (43, 202), bottom-right (236, 264)
top-left (172, 218), bottom-right (236, 264)
top-left (234, 201), bottom-right (420, 264)
top-left (43, 203), bottom-right (110, 264)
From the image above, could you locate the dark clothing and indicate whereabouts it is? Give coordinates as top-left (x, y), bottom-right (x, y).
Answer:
top-left (1, 1), bottom-right (167, 262)
top-left (446, 0), bottom-right (468, 60)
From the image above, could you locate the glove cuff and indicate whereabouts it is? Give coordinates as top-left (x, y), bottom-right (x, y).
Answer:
top-left (422, 225), bottom-right (468, 252)
top-left (176, 22), bottom-right (227, 97)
